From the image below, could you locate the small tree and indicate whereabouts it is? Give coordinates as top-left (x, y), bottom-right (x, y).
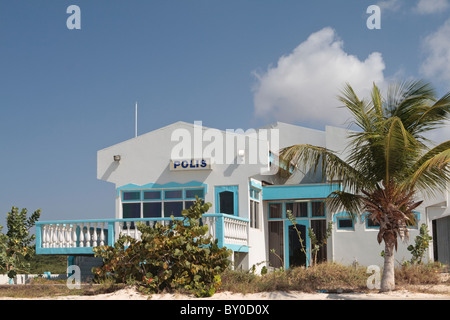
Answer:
top-left (94, 197), bottom-right (231, 297)
top-left (407, 223), bottom-right (433, 265)
top-left (0, 207), bottom-right (41, 279)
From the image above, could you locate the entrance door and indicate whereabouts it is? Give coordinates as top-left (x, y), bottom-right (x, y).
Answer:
top-left (285, 220), bottom-right (309, 268)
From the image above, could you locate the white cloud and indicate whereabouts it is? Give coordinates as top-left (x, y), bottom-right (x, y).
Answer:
top-left (252, 27), bottom-right (386, 128)
top-left (420, 19), bottom-right (450, 84)
top-left (377, 0), bottom-right (404, 12)
top-left (414, 0), bottom-right (449, 14)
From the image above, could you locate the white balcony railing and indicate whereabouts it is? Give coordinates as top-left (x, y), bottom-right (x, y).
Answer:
top-left (36, 213), bottom-right (249, 255)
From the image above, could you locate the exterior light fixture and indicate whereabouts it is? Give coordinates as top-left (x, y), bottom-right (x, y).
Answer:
top-left (238, 150), bottom-right (245, 158)
top-left (113, 155), bottom-right (121, 162)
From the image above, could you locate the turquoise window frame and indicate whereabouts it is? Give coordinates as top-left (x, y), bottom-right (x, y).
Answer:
top-left (215, 185), bottom-right (239, 217)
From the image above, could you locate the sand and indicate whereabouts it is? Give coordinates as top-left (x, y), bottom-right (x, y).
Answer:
top-left (6, 285), bottom-right (447, 300)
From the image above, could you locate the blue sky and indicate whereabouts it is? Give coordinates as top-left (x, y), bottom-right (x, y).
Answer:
top-left (0, 0), bottom-right (449, 224)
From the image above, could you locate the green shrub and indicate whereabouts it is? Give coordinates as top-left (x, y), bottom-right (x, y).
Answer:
top-left (93, 198), bottom-right (231, 297)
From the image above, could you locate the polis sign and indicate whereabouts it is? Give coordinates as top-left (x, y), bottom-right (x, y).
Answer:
top-left (170, 159), bottom-right (211, 171)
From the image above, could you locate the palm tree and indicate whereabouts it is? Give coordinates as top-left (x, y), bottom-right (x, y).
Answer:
top-left (279, 80), bottom-right (450, 292)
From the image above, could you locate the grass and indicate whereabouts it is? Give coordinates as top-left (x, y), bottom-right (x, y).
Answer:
top-left (220, 262), bottom-right (449, 294)
top-left (0, 262), bottom-right (447, 298)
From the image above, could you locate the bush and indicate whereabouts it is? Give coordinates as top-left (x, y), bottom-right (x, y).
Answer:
top-left (93, 198), bottom-right (231, 297)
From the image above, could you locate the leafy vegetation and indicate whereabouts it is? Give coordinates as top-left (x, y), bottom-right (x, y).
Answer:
top-left (0, 207), bottom-right (41, 279)
top-left (93, 197), bottom-right (231, 297)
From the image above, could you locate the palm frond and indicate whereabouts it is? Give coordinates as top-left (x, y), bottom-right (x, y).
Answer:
top-left (278, 144), bottom-right (370, 192)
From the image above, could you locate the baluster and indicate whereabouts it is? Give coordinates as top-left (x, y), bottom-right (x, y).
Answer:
top-left (99, 222), bottom-right (105, 246)
top-left (51, 224), bottom-right (58, 248)
top-left (42, 225), bottom-right (48, 248)
top-left (79, 223), bottom-right (84, 247)
top-left (85, 223), bottom-right (91, 247)
top-left (59, 224), bottom-right (65, 247)
top-left (66, 224), bottom-right (72, 247)
top-left (92, 223), bottom-right (98, 247)
top-left (71, 224), bottom-right (78, 247)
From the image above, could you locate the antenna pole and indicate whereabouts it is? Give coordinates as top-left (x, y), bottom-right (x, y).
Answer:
top-left (135, 101), bottom-right (138, 138)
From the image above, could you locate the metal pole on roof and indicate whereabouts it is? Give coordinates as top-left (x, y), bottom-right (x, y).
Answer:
top-left (135, 101), bottom-right (138, 138)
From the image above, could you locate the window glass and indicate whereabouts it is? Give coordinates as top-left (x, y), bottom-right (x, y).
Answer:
top-left (250, 200), bottom-right (259, 229)
top-left (337, 218), bottom-right (354, 229)
top-left (367, 217), bottom-right (380, 228)
top-left (123, 191), bottom-right (141, 201)
top-left (122, 203), bottom-right (140, 218)
top-left (185, 189), bottom-right (204, 199)
top-left (143, 190), bottom-right (161, 200)
top-left (164, 190), bottom-right (183, 199)
top-left (219, 191), bottom-right (234, 215)
top-left (286, 202), bottom-right (308, 218)
top-left (269, 203), bottom-right (282, 219)
top-left (164, 201), bottom-right (183, 217)
top-left (311, 201), bottom-right (326, 217)
top-left (143, 202), bottom-right (162, 218)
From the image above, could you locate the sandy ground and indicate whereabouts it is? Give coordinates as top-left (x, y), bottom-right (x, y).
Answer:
top-left (5, 285), bottom-right (448, 300)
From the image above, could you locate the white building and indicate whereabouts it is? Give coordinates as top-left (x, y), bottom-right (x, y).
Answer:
top-left (36, 121), bottom-right (450, 273)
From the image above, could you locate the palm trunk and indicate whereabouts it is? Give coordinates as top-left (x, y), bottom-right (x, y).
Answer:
top-left (380, 238), bottom-right (396, 292)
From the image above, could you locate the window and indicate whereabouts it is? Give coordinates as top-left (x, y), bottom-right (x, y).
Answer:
top-left (269, 203), bottom-right (282, 219)
top-left (121, 187), bottom-right (205, 219)
top-left (143, 190), bottom-right (161, 200)
top-left (311, 201), bottom-right (326, 217)
top-left (250, 187), bottom-right (261, 229)
top-left (185, 188), bottom-right (204, 199)
top-left (286, 202), bottom-right (308, 218)
top-left (122, 203), bottom-right (140, 219)
top-left (366, 217), bottom-right (380, 229)
top-left (219, 191), bottom-right (235, 215)
top-left (123, 191), bottom-right (141, 201)
top-left (164, 189), bottom-right (182, 199)
top-left (250, 200), bottom-right (259, 228)
top-left (143, 202), bottom-right (162, 218)
top-left (337, 217), bottom-right (354, 230)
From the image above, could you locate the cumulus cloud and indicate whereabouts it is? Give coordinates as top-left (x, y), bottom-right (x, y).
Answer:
top-left (420, 19), bottom-right (450, 84)
top-left (252, 27), bottom-right (386, 128)
top-left (414, 0), bottom-right (449, 14)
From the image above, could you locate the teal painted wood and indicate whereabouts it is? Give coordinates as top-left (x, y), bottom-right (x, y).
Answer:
top-left (262, 183), bottom-right (340, 200)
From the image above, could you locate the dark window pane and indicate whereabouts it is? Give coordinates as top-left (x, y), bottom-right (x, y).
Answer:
top-left (164, 202), bottom-right (183, 217)
top-left (338, 218), bottom-right (354, 229)
top-left (219, 191), bottom-right (234, 215)
top-left (143, 202), bottom-right (162, 218)
top-left (122, 203), bottom-right (140, 218)
top-left (143, 191), bottom-right (161, 200)
top-left (286, 202), bottom-right (308, 218)
top-left (123, 191), bottom-right (140, 201)
top-left (289, 224), bottom-right (307, 267)
top-left (268, 221), bottom-right (284, 269)
top-left (310, 219), bottom-right (328, 263)
top-left (311, 201), bottom-right (326, 217)
top-left (185, 189), bottom-right (204, 199)
top-left (165, 190), bottom-right (182, 199)
top-left (269, 203), bottom-right (282, 218)
top-left (367, 217), bottom-right (380, 228)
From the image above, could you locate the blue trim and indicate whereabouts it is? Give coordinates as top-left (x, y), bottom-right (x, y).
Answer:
top-left (262, 183), bottom-right (340, 201)
top-left (117, 181), bottom-right (207, 197)
top-left (215, 185), bottom-right (239, 217)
